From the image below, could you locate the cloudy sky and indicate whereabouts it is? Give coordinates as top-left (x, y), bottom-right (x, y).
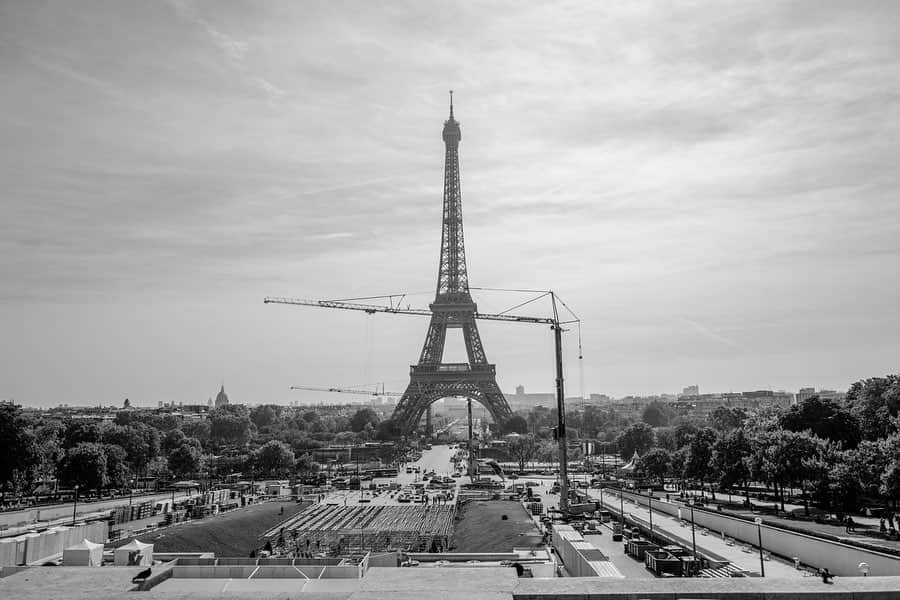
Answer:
top-left (2, 1), bottom-right (899, 407)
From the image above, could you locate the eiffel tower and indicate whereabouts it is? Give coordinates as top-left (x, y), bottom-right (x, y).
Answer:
top-left (390, 94), bottom-right (513, 435)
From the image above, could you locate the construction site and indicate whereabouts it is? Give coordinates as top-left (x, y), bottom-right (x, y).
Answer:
top-left (269, 504), bottom-right (456, 554)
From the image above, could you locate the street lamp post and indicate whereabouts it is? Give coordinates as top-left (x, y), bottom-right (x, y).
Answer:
top-left (647, 488), bottom-right (653, 538)
top-left (72, 484), bottom-right (79, 526)
top-left (688, 498), bottom-right (697, 562)
top-left (755, 517), bottom-right (765, 577)
top-left (129, 479), bottom-right (135, 506)
top-left (619, 489), bottom-right (625, 532)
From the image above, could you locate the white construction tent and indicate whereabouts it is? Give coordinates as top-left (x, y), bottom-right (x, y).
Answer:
top-left (62, 539), bottom-right (103, 566)
top-left (114, 539), bottom-right (153, 566)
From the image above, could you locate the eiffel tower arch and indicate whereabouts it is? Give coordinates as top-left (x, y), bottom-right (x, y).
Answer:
top-left (390, 96), bottom-right (513, 435)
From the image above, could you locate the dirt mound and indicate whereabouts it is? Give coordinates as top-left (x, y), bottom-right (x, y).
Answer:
top-left (449, 500), bottom-right (542, 552)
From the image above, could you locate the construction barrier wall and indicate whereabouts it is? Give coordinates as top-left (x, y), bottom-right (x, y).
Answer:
top-left (0, 521), bottom-right (108, 566)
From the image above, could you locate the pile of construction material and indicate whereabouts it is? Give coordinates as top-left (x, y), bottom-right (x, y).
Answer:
top-left (110, 501), bottom-right (154, 525)
top-left (271, 504), bottom-right (455, 554)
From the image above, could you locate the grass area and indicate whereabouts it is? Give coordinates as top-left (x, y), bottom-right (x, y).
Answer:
top-left (119, 501), bottom-right (310, 556)
top-left (449, 499), bottom-right (543, 552)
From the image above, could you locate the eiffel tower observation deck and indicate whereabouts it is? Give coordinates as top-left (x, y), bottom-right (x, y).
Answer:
top-left (390, 94), bottom-right (513, 435)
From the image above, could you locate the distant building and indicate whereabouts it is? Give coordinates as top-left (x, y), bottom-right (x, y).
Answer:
top-left (507, 385), bottom-right (555, 411)
top-left (670, 389), bottom-right (794, 418)
top-left (797, 387), bottom-right (845, 403)
top-left (215, 385), bottom-right (230, 408)
top-left (682, 385), bottom-right (699, 397)
top-left (798, 387), bottom-right (817, 402)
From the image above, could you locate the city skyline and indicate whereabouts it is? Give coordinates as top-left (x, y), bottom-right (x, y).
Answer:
top-left (2, 1), bottom-right (899, 407)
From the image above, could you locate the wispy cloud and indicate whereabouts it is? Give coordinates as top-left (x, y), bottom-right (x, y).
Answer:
top-left (167, 0), bottom-right (285, 101)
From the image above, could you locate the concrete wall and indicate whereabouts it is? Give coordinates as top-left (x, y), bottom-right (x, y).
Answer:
top-left (611, 489), bottom-right (900, 577)
top-left (367, 552), bottom-right (399, 568)
top-left (170, 563), bottom-right (360, 579)
top-left (322, 565), bottom-right (362, 578)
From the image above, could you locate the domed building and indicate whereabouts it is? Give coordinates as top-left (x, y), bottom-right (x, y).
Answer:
top-left (215, 384), bottom-right (230, 408)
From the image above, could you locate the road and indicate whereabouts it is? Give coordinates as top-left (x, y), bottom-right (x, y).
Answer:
top-left (0, 490), bottom-right (196, 533)
top-left (320, 443), bottom-right (462, 507)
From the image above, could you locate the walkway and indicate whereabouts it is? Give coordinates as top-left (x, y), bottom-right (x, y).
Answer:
top-left (595, 490), bottom-right (805, 578)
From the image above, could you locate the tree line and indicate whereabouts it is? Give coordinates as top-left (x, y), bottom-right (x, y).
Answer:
top-left (0, 402), bottom-right (384, 501)
top-left (612, 375), bottom-right (900, 514)
top-left (503, 374), bottom-right (900, 515)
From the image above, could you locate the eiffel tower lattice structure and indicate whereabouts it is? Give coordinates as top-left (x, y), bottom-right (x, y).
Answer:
top-left (390, 94), bottom-right (513, 435)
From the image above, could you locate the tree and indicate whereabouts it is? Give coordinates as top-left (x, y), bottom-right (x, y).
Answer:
top-left (209, 408), bottom-right (253, 447)
top-left (59, 442), bottom-right (108, 495)
top-left (781, 396), bottom-right (861, 448)
top-left (250, 405), bottom-right (280, 429)
top-left (296, 453), bottom-right (318, 477)
top-left (103, 423), bottom-right (160, 476)
top-left (846, 375), bottom-right (900, 441)
top-left (672, 421), bottom-right (699, 449)
top-left (683, 428), bottom-right (717, 498)
top-left (641, 401), bottom-right (672, 427)
top-left (168, 442), bottom-right (201, 478)
top-left (34, 420), bottom-right (65, 490)
top-left (638, 447), bottom-right (671, 484)
top-left (816, 454), bottom-right (861, 514)
top-left (616, 422), bottom-right (655, 459)
top-left (349, 408), bottom-right (380, 433)
top-left (881, 461), bottom-right (900, 507)
top-left (372, 418), bottom-right (398, 441)
top-left (711, 428), bottom-right (752, 500)
top-left (670, 447), bottom-right (688, 491)
top-left (508, 434), bottom-right (537, 471)
top-left (62, 421), bottom-right (102, 449)
top-left (253, 440), bottom-right (296, 477)
top-left (0, 403), bottom-right (39, 499)
top-left (334, 431), bottom-right (358, 445)
top-left (708, 406), bottom-right (747, 432)
top-left (847, 439), bottom-right (891, 500)
top-left (501, 415), bottom-right (529, 435)
top-left (654, 427), bottom-right (678, 451)
top-left (536, 440), bottom-right (558, 465)
top-left (761, 430), bottom-right (826, 513)
top-left (162, 429), bottom-right (188, 453)
top-left (102, 443), bottom-right (130, 491)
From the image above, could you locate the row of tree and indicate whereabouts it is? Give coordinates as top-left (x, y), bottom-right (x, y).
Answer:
top-left (618, 375), bottom-right (900, 513)
top-left (0, 402), bottom-right (382, 500)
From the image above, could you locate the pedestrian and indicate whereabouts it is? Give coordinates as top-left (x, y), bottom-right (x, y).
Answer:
top-left (880, 518), bottom-right (887, 533)
top-left (846, 516), bottom-right (855, 533)
top-left (820, 568), bottom-right (833, 583)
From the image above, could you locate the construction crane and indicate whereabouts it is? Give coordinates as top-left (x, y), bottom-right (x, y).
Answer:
top-left (265, 290), bottom-right (581, 513)
top-left (289, 384), bottom-right (401, 397)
